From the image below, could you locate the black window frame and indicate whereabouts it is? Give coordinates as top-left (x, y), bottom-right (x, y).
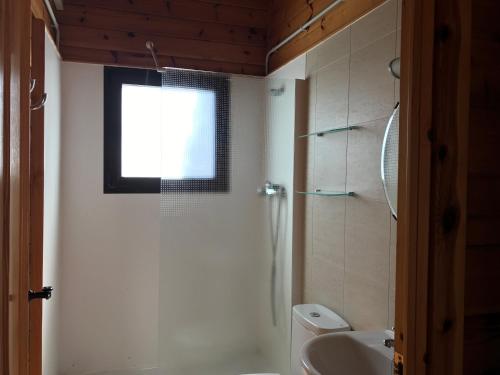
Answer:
top-left (103, 66), bottom-right (230, 194)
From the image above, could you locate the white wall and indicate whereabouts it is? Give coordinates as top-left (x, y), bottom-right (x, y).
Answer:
top-left (43, 31), bottom-right (62, 375)
top-left (58, 66), bottom-right (282, 375)
top-left (58, 63), bottom-right (160, 375)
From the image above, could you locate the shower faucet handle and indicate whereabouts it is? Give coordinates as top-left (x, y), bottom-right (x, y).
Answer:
top-left (258, 181), bottom-right (285, 197)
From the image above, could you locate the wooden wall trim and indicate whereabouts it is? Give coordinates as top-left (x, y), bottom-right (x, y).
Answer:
top-left (426, 0), bottom-right (469, 372)
top-left (396, 0), bottom-right (434, 372)
top-left (396, 0), bottom-right (470, 374)
top-left (28, 17), bottom-right (45, 375)
top-left (0, 0), bottom-right (9, 370)
top-left (6, 0), bottom-right (32, 374)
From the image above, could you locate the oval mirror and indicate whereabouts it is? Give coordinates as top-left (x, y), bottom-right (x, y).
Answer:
top-left (381, 103), bottom-right (399, 219)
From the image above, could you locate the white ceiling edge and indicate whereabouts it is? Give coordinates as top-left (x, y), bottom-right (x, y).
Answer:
top-left (267, 54), bottom-right (307, 80)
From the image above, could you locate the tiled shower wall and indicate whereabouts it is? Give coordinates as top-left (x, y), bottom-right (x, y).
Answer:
top-left (303, 0), bottom-right (401, 330)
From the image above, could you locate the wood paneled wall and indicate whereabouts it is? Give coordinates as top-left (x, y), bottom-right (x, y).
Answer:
top-left (55, 0), bottom-right (269, 75)
top-left (464, 0), bottom-right (500, 373)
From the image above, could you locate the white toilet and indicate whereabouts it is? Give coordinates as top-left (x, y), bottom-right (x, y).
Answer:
top-left (291, 304), bottom-right (350, 375)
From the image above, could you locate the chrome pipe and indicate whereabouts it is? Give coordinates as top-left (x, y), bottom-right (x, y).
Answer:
top-left (43, 0), bottom-right (60, 47)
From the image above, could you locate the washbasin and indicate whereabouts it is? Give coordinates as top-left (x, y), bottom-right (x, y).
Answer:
top-left (301, 330), bottom-right (394, 375)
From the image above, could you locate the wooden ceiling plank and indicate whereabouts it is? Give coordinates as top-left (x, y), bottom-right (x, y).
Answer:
top-left (60, 45), bottom-right (265, 75)
top-left (267, 0), bottom-right (355, 47)
top-left (57, 5), bottom-right (267, 47)
top-left (59, 24), bottom-right (266, 65)
top-left (63, 0), bottom-right (268, 28)
top-left (267, 0), bottom-right (345, 46)
top-left (268, 0), bottom-right (384, 71)
top-left (196, 0), bottom-right (269, 11)
top-left (268, 0), bottom-right (318, 35)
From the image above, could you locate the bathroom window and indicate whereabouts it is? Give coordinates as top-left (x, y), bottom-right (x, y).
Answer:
top-left (104, 66), bottom-right (229, 193)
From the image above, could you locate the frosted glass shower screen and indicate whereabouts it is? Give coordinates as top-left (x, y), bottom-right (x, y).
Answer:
top-left (159, 70), bottom-right (229, 210)
top-left (158, 71), bottom-right (292, 375)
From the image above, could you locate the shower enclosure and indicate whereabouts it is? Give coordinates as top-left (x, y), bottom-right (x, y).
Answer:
top-left (156, 71), bottom-right (305, 375)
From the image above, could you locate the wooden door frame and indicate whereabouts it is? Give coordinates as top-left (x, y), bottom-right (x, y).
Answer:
top-left (0, 0), bottom-right (9, 370)
top-left (396, 0), bottom-right (470, 374)
top-left (1, 0), bottom-right (33, 374)
top-left (29, 16), bottom-right (46, 375)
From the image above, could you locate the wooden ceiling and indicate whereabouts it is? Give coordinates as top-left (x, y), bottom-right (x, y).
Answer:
top-left (55, 0), bottom-right (269, 75)
top-left (48, 0), bottom-right (385, 75)
top-left (267, 0), bottom-right (385, 72)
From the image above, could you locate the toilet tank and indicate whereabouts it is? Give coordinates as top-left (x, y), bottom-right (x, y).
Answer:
top-left (291, 304), bottom-right (350, 375)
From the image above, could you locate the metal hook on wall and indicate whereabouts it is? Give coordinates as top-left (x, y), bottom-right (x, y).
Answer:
top-left (31, 93), bottom-right (47, 111)
top-left (30, 79), bottom-right (37, 93)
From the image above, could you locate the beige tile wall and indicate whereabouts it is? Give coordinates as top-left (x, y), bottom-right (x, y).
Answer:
top-left (302, 0), bottom-right (401, 330)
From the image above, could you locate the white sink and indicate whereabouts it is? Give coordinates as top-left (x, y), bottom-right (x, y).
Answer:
top-left (301, 331), bottom-right (394, 375)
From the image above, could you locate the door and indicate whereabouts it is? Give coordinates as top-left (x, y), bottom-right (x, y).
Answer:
top-left (28, 16), bottom-right (48, 375)
top-left (1, 0), bottom-right (32, 374)
top-left (1, 5), bottom-right (50, 373)
top-left (395, 0), bottom-right (470, 374)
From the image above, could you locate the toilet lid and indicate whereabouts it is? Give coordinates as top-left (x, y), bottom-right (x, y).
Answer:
top-left (293, 304), bottom-right (350, 335)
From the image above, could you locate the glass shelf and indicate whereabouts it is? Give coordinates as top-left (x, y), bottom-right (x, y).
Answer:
top-left (296, 190), bottom-right (355, 197)
top-left (298, 125), bottom-right (357, 138)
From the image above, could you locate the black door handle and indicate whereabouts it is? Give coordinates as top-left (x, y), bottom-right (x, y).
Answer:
top-left (28, 286), bottom-right (53, 301)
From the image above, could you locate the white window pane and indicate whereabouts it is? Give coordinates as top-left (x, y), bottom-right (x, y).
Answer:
top-left (121, 84), bottom-right (216, 179)
top-left (121, 84), bottom-right (161, 177)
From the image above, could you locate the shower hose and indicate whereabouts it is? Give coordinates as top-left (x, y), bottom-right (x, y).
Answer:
top-left (269, 192), bottom-right (282, 327)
